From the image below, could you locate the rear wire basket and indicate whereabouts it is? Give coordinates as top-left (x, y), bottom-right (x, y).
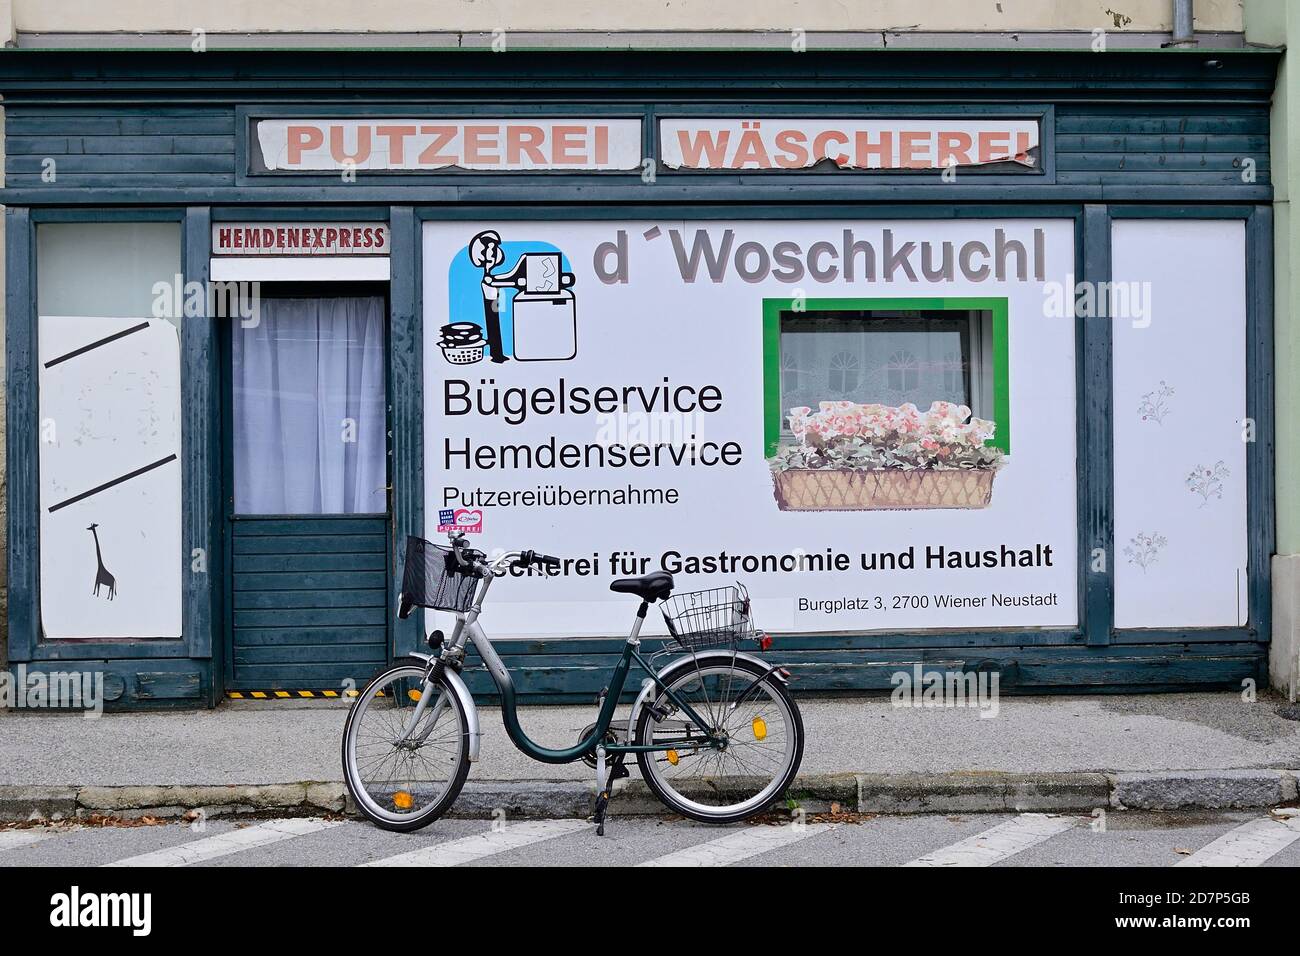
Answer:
top-left (398, 535), bottom-right (480, 617)
top-left (660, 583), bottom-right (754, 651)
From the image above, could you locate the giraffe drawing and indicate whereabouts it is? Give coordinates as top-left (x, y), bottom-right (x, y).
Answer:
top-left (87, 523), bottom-right (117, 600)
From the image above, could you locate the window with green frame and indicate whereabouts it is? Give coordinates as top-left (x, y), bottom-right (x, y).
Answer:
top-left (763, 297), bottom-right (1010, 457)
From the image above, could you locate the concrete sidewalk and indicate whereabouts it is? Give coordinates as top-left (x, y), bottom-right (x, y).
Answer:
top-left (1, 692), bottom-right (1298, 819)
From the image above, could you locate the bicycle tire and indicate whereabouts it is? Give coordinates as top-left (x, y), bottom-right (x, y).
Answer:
top-left (635, 655), bottom-right (804, 824)
top-left (341, 659), bottom-right (471, 833)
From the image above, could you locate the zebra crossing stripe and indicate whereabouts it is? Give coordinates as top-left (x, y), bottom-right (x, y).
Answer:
top-left (360, 819), bottom-right (590, 866)
top-left (103, 818), bottom-right (343, 867)
top-left (1176, 815), bottom-right (1300, 867)
top-left (0, 829), bottom-right (56, 853)
top-left (905, 813), bottom-right (1081, 867)
top-left (637, 823), bottom-right (838, 867)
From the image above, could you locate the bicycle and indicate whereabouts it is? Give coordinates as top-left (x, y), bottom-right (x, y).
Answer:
top-left (342, 532), bottom-right (805, 834)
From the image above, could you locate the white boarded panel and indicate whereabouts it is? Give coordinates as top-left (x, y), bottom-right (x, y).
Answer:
top-left (38, 317), bottom-right (182, 638)
top-left (1111, 220), bottom-right (1248, 629)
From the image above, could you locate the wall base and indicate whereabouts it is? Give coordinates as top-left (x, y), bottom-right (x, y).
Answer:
top-left (1271, 553), bottom-right (1300, 700)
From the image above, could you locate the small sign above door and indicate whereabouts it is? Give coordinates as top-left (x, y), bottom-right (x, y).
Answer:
top-left (212, 222), bottom-right (390, 256)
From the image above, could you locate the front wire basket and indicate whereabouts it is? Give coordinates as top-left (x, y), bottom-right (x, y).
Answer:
top-left (660, 583), bottom-right (754, 651)
top-left (397, 535), bottom-right (480, 618)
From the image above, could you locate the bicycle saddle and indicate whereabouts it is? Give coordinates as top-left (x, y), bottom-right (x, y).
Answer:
top-left (609, 571), bottom-right (675, 602)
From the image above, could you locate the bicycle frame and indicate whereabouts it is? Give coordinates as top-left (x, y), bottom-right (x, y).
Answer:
top-left (406, 564), bottom-right (724, 765)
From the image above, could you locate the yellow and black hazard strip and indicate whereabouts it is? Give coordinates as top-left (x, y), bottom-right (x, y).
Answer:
top-left (227, 689), bottom-right (359, 700)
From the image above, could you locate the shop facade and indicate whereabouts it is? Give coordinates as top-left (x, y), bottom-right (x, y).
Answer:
top-left (0, 49), bottom-right (1279, 707)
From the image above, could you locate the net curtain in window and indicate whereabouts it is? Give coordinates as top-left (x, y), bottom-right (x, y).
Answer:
top-left (233, 296), bottom-right (387, 514)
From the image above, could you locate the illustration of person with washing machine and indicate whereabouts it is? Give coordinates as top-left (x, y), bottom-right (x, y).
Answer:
top-left (443, 229), bottom-right (576, 365)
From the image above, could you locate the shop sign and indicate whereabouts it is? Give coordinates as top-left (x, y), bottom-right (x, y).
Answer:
top-left (422, 218), bottom-right (1079, 640)
top-left (659, 118), bottom-right (1039, 171)
top-left (253, 118), bottom-right (643, 172)
top-left (212, 222), bottom-right (390, 256)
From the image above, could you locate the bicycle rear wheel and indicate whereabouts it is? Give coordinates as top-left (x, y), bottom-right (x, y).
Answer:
top-left (635, 656), bottom-right (803, 824)
top-left (341, 660), bottom-right (471, 832)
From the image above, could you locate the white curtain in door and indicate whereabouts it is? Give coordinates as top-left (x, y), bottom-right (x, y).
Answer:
top-left (233, 296), bottom-right (387, 514)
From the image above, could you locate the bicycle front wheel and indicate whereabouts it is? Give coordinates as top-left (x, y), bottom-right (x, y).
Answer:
top-left (341, 661), bottom-right (471, 832)
top-left (635, 656), bottom-right (804, 824)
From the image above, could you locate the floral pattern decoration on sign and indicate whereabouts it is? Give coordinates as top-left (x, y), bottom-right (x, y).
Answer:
top-left (1123, 531), bottom-right (1167, 572)
top-left (1186, 461), bottom-right (1230, 506)
top-left (774, 400), bottom-right (1003, 473)
top-left (1137, 381), bottom-right (1175, 425)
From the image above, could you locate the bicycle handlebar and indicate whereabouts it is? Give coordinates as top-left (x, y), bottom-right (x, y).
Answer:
top-left (445, 533), bottom-right (559, 576)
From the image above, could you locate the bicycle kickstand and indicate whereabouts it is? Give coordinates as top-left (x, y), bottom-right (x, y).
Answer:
top-left (592, 746), bottom-right (610, 836)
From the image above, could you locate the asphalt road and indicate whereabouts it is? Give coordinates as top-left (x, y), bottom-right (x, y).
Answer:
top-left (3, 808), bottom-right (1299, 867)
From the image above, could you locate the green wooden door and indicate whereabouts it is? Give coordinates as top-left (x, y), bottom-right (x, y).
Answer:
top-left (223, 290), bottom-right (392, 691)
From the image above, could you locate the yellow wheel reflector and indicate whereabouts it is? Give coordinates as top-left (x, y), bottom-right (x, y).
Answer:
top-left (393, 791), bottom-right (413, 810)
top-left (666, 749), bottom-right (679, 766)
top-left (407, 688), bottom-right (422, 702)
top-left (752, 717), bottom-right (767, 741)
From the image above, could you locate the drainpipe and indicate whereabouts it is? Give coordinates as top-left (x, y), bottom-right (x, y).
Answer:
top-left (1170, 0), bottom-right (1197, 47)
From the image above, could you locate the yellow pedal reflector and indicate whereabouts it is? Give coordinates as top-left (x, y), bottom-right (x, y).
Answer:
top-left (393, 791), bottom-right (413, 810)
top-left (752, 717), bottom-right (768, 740)
top-left (407, 688), bottom-right (422, 702)
top-left (666, 749), bottom-right (679, 765)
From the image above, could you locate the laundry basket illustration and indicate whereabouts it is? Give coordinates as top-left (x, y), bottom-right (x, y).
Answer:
top-left (437, 322), bottom-right (486, 365)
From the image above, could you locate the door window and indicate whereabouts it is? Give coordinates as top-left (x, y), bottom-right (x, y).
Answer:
top-left (232, 296), bottom-right (387, 514)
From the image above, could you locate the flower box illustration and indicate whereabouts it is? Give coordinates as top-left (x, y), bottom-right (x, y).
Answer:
top-left (770, 401), bottom-right (1004, 511)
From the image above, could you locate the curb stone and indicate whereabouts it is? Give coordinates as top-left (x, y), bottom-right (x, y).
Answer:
top-left (1109, 769), bottom-right (1292, 811)
top-left (76, 784), bottom-right (312, 814)
top-left (0, 770), bottom-right (1295, 822)
top-left (855, 771), bottom-right (1111, 814)
top-left (0, 786), bottom-right (78, 821)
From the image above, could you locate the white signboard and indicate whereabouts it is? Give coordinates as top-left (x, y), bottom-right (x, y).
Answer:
top-left (212, 222), bottom-right (390, 256)
top-left (423, 219), bottom-right (1078, 639)
top-left (660, 119), bottom-right (1039, 170)
top-left (255, 118), bottom-right (643, 172)
top-left (38, 317), bottom-right (182, 639)
top-left (1112, 220), bottom-right (1248, 628)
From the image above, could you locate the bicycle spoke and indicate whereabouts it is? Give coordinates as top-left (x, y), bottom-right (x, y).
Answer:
top-left (347, 667), bottom-right (466, 819)
top-left (644, 662), bottom-right (797, 812)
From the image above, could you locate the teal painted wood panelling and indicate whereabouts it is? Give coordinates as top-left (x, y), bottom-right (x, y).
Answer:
top-left (229, 515), bottom-right (390, 688)
top-left (451, 638), bottom-right (1267, 702)
top-left (0, 49), bottom-right (1278, 203)
top-left (2, 103), bottom-right (1272, 196)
